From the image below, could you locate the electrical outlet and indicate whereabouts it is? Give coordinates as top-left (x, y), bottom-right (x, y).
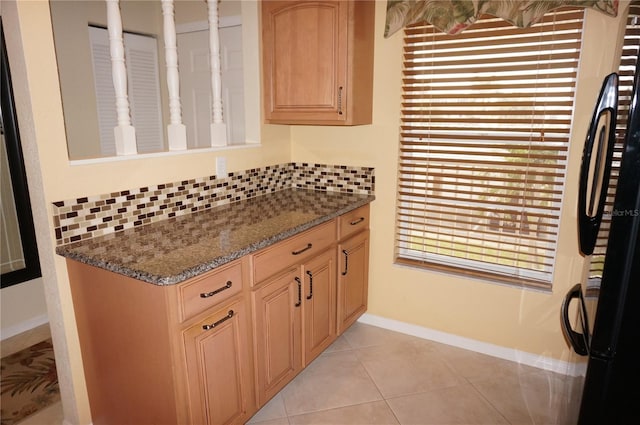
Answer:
top-left (216, 157), bottom-right (227, 178)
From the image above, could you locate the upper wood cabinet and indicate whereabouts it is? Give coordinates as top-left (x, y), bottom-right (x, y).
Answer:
top-left (261, 0), bottom-right (375, 125)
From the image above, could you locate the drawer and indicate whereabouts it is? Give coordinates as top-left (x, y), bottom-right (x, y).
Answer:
top-left (252, 220), bottom-right (336, 284)
top-left (338, 204), bottom-right (370, 240)
top-left (178, 261), bottom-right (243, 322)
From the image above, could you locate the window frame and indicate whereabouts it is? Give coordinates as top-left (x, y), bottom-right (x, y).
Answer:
top-left (1, 19), bottom-right (42, 288)
top-left (394, 10), bottom-right (585, 289)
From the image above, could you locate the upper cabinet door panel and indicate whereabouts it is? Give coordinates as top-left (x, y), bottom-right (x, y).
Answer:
top-left (262, 0), bottom-right (374, 125)
top-left (269, 2), bottom-right (346, 115)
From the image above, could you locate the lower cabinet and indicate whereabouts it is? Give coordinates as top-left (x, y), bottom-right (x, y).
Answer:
top-left (252, 248), bottom-right (337, 406)
top-left (182, 298), bottom-right (254, 425)
top-left (252, 267), bottom-right (303, 404)
top-left (302, 249), bottom-right (337, 364)
top-left (67, 258), bottom-right (255, 425)
top-left (66, 206), bottom-right (370, 424)
top-left (337, 229), bottom-right (370, 335)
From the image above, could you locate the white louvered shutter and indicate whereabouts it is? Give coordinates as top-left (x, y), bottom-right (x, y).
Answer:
top-left (89, 26), bottom-right (164, 155)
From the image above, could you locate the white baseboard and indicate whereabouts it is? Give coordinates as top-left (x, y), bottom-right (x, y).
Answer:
top-left (358, 313), bottom-right (581, 376)
top-left (0, 314), bottom-right (49, 341)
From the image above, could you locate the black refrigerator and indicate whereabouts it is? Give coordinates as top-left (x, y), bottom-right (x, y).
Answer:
top-left (561, 58), bottom-right (640, 424)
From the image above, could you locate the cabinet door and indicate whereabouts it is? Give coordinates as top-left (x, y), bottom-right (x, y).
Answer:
top-left (302, 249), bottom-right (337, 365)
top-left (337, 230), bottom-right (370, 335)
top-left (182, 298), bottom-right (254, 425)
top-left (252, 268), bottom-right (303, 405)
top-left (262, 0), bottom-right (347, 123)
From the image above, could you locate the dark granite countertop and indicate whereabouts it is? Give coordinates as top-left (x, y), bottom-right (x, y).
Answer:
top-left (56, 189), bottom-right (374, 285)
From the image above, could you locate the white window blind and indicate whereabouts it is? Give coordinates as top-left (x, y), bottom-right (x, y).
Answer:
top-left (89, 26), bottom-right (164, 155)
top-left (589, 2), bottom-right (640, 283)
top-left (395, 10), bottom-right (584, 288)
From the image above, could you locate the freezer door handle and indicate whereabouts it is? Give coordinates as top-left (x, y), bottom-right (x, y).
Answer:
top-left (561, 283), bottom-right (590, 356)
top-left (578, 73), bottom-right (618, 256)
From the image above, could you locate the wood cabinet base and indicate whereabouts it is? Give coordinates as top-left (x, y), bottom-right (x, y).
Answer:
top-left (338, 230), bottom-right (370, 335)
top-left (67, 260), bottom-right (181, 425)
top-left (66, 206), bottom-right (370, 424)
top-left (67, 259), bottom-right (255, 425)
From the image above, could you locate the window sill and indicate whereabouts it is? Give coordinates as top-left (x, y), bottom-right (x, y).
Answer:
top-left (69, 142), bottom-right (261, 166)
top-left (394, 256), bottom-right (553, 293)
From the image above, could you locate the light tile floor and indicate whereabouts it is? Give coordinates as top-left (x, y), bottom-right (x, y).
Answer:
top-left (247, 322), bottom-right (574, 425)
top-left (15, 322), bottom-right (574, 425)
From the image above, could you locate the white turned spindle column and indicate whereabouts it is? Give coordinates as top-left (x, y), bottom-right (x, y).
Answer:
top-left (161, 0), bottom-right (187, 151)
top-left (207, 0), bottom-right (228, 146)
top-left (106, 0), bottom-right (137, 155)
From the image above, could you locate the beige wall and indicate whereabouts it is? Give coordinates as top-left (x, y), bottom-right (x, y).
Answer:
top-left (2, 0), bottom-right (631, 424)
top-left (0, 278), bottom-right (48, 337)
top-left (291, 1), bottom-right (630, 363)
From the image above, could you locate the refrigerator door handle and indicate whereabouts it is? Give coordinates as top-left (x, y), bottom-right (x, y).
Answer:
top-left (578, 73), bottom-right (619, 256)
top-left (561, 283), bottom-right (590, 356)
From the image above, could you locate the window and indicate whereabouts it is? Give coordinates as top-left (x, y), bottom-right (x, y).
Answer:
top-left (395, 10), bottom-right (584, 289)
top-left (589, 2), bottom-right (640, 285)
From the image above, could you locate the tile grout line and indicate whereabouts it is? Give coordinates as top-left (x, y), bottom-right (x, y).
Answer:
top-left (466, 379), bottom-right (515, 425)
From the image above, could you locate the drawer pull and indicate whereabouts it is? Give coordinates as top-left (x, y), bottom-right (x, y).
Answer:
top-left (200, 281), bottom-right (232, 298)
top-left (341, 249), bottom-right (349, 276)
top-left (350, 217), bottom-right (365, 226)
top-left (202, 310), bottom-right (234, 330)
top-left (292, 243), bottom-right (313, 256)
top-left (306, 271), bottom-right (313, 300)
top-left (295, 277), bottom-right (302, 307)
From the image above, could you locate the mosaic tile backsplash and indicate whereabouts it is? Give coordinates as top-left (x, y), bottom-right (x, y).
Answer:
top-left (53, 162), bottom-right (374, 246)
